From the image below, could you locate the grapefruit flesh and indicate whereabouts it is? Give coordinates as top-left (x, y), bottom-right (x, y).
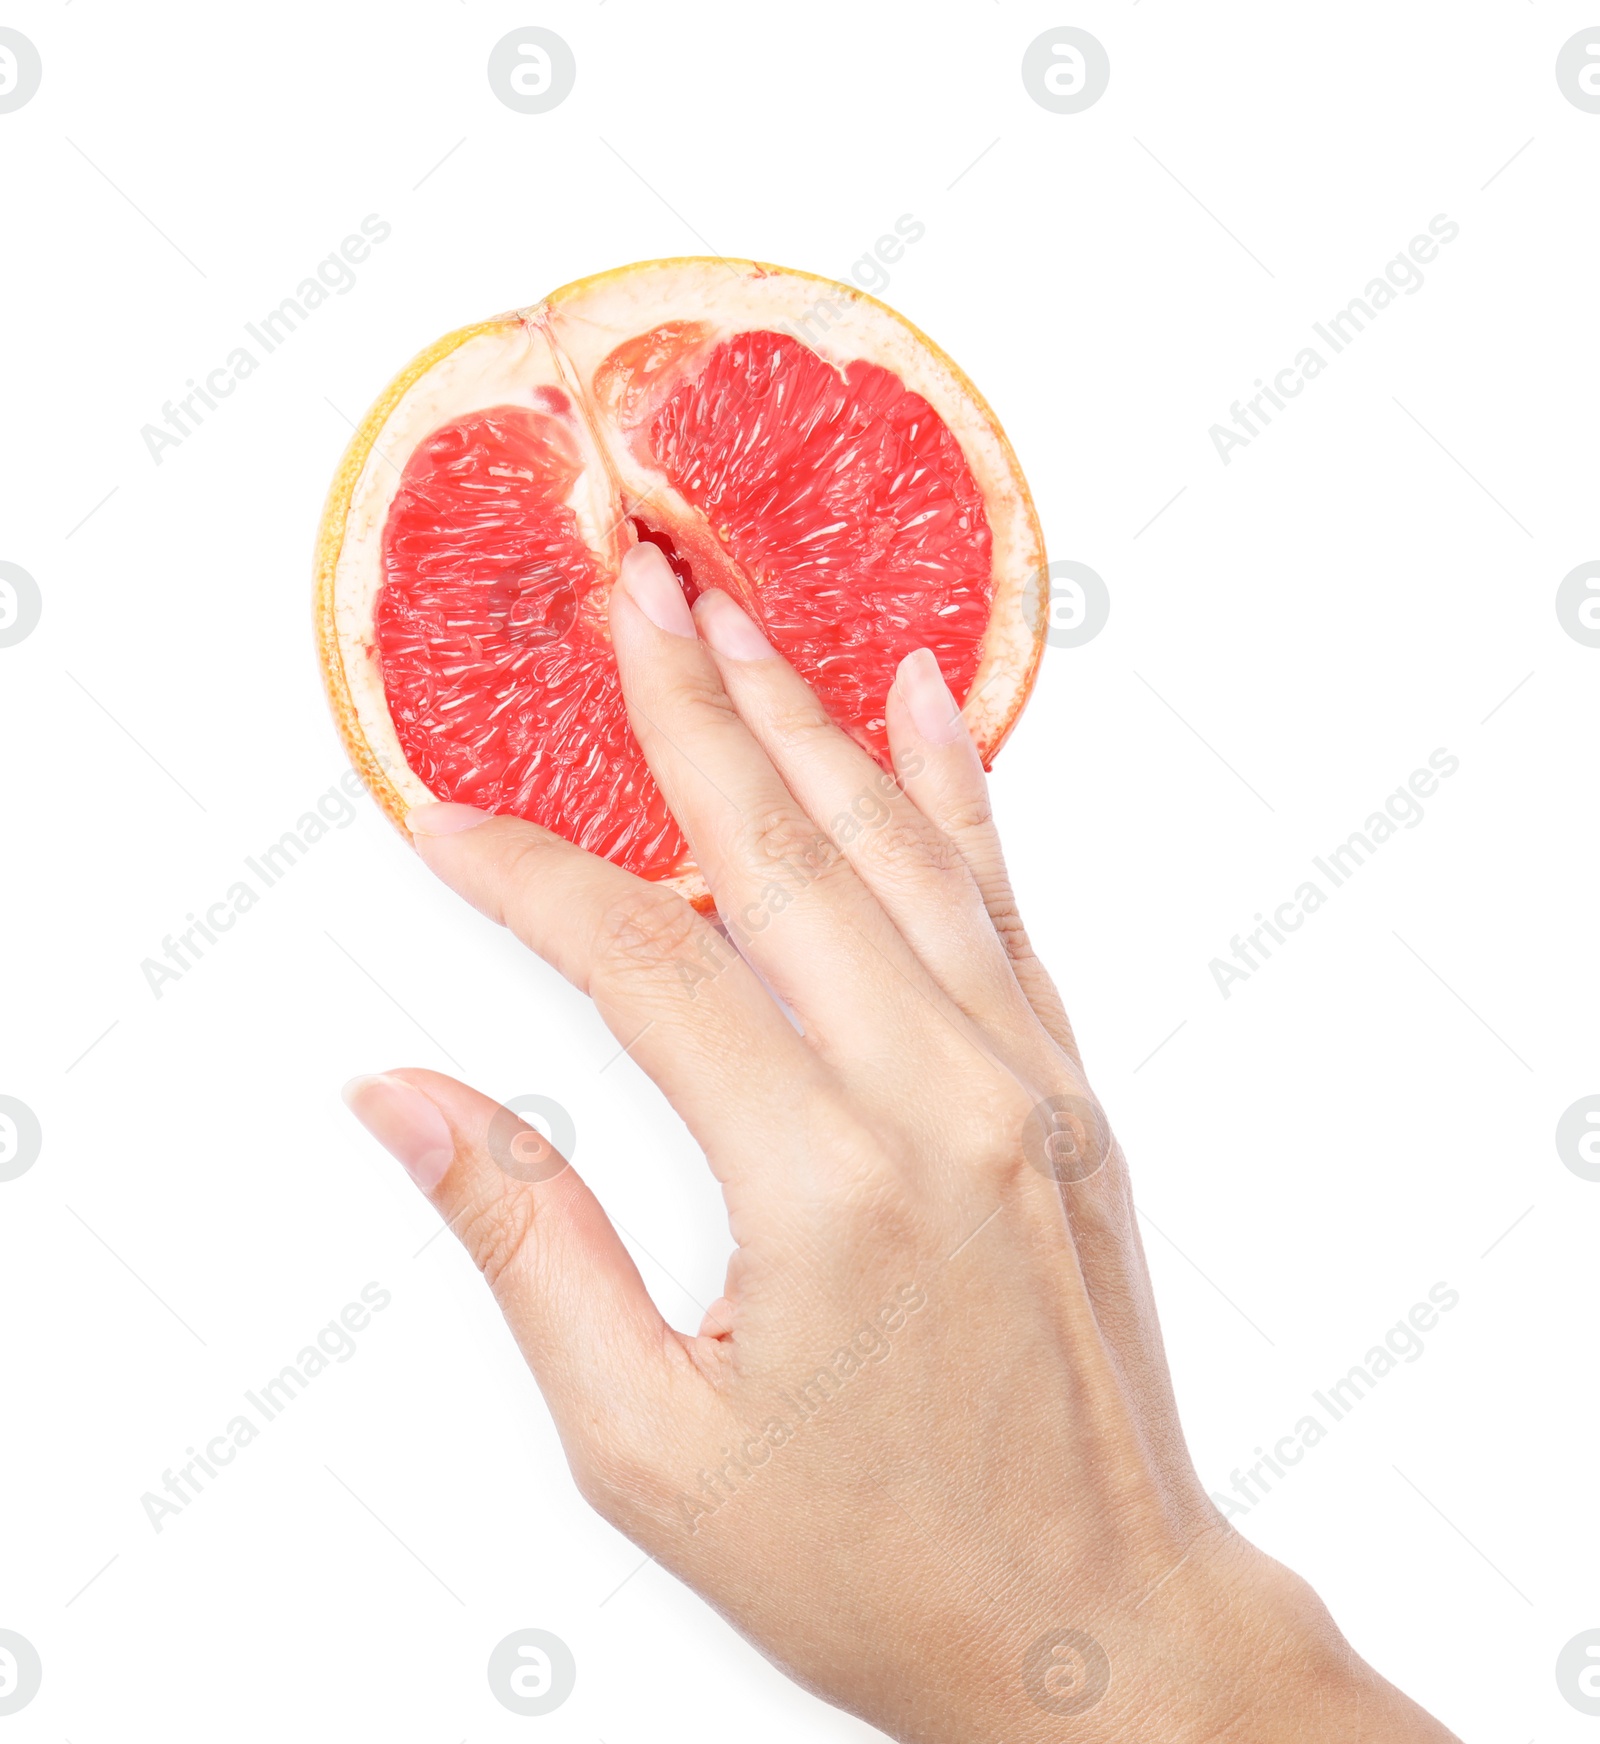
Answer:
top-left (316, 260), bottom-right (1047, 905)
top-left (375, 405), bottom-right (684, 877)
top-left (643, 332), bottom-right (996, 764)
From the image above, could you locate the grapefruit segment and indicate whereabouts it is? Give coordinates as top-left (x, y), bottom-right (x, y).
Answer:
top-left (641, 329), bottom-right (995, 764)
top-left (315, 259), bottom-right (1048, 908)
top-left (374, 405), bottom-right (687, 877)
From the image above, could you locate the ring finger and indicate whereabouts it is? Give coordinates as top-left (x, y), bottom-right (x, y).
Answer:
top-left (693, 587), bottom-right (1052, 1063)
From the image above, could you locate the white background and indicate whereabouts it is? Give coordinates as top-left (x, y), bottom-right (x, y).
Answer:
top-left (1, 4), bottom-right (1595, 1738)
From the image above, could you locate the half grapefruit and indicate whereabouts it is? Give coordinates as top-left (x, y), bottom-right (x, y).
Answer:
top-left (315, 258), bottom-right (1047, 908)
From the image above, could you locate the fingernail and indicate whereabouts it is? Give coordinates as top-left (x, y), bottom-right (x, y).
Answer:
top-left (896, 648), bottom-right (964, 745)
top-left (620, 541), bottom-right (696, 638)
top-left (407, 802), bottom-right (491, 836)
top-left (342, 1074), bottom-right (455, 1193)
top-left (696, 589), bottom-right (776, 661)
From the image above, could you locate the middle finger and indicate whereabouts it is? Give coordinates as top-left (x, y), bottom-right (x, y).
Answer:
top-left (609, 542), bottom-right (958, 1061)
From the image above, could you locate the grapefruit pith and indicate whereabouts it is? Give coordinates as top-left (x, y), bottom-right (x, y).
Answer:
top-left (315, 259), bottom-right (1047, 908)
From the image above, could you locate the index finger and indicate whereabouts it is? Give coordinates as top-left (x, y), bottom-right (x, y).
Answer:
top-left (406, 804), bottom-right (826, 1179)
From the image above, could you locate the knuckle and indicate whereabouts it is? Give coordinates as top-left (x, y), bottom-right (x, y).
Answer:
top-left (741, 806), bottom-right (838, 882)
top-left (1015, 1079), bottom-right (1116, 1187)
top-left (592, 884), bottom-right (706, 978)
top-left (923, 829), bottom-right (970, 877)
top-left (963, 1078), bottom-right (1047, 1178)
top-left (940, 793), bottom-right (996, 838)
top-left (766, 696), bottom-right (836, 753)
top-left (863, 814), bottom-right (965, 880)
top-left (458, 1182), bottom-right (538, 1292)
top-left (671, 667), bottom-right (743, 727)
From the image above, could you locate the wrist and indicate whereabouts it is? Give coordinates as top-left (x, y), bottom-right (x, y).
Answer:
top-left (933, 1530), bottom-right (1460, 1744)
top-left (1131, 1536), bottom-right (1461, 1744)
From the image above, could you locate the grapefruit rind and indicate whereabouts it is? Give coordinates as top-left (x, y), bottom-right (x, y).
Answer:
top-left (314, 260), bottom-right (1048, 909)
top-left (314, 317), bottom-right (516, 836)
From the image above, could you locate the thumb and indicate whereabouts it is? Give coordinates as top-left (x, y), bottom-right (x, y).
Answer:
top-left (343, 1067), bottom-right (676, 1480)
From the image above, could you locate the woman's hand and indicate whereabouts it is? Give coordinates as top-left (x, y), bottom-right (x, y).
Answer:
top-left (343, 542), bottom-right (1459, 1743)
